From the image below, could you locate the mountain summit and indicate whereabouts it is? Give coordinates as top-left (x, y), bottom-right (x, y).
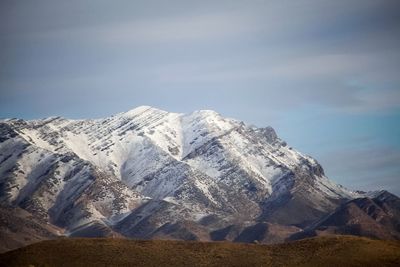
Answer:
top-left (0, 106), bottom-right (398, 251)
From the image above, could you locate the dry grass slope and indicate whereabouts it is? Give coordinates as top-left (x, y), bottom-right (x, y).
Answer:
top-left (0, 235), bottom-right (399, 267)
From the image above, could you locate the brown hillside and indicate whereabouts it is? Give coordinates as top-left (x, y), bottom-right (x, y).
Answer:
top-left (0, 236), bottom-right (399, 267)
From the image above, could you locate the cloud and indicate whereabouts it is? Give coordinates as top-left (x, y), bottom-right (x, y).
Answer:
top-left (318, 145), bottom-right (400, 194)
top-left (344, 89), bottom-right (400, 114)
top-left (96, 13), bottom-right (255, 44)
top-left (138, 51), bottom-right (400, 114)
top-left (5, 10), bottom-right (259, 45)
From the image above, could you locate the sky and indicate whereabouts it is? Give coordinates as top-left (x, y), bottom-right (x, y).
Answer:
top-left (0, 0), bottom-right (399, 195)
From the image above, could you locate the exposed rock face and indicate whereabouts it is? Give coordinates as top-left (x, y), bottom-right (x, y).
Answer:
top-left (0, 106), bottom-right (397, 252)
top-left (0, 205), bottom-right (60, 252)
top-left (291, 191), bottom-right (400, 240)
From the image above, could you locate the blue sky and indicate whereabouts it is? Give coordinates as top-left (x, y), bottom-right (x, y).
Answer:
top-left (1, 0), bottom-right (399, 194)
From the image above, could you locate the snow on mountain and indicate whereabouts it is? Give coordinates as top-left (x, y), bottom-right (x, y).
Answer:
top-left (0, 106), bottom-right (367, 244)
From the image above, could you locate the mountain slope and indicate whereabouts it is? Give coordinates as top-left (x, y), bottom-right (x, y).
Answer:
top-left (0, 106), bottom-right (393, 250)
top-left (291, 191), bottom-right (400, 240)
top-left (0, 205), bottom-right (60, 252)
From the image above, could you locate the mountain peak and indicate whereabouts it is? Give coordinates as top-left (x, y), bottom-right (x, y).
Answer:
top-left (192, 109), bottom-right (219, 115)
top-left (185, 109), bottom-right (224, 121)
top-left (120, 105), bottom-right (167, 118)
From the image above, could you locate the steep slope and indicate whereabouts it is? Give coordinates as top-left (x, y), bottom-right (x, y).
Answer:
top-left (291, 191), bottom-right (400, 240)
top-left (0, 205), bottom-right (60, 253)
top-left (0, 121), bottom-right (144, 238)
top-left (0, 106), bottom-right (375, 248)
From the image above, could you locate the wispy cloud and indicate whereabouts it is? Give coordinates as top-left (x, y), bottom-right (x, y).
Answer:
top-left (319, 145), bottom-right (400, 194)
top-left (24, 12), bottom-right (258, 45)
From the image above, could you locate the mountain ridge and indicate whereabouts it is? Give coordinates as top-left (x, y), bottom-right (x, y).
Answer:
top-left (0, 106), bottom-right (398, 252)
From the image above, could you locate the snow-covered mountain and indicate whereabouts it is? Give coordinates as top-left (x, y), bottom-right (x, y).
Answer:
top-left (0, 106), bottom-right (397, 251)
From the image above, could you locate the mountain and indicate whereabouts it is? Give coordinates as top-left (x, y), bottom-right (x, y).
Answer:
top-left (0, 106), bottom-right (398, 251)
top-left (291, 190), bottom-right (400, 240)
top-left (0, 205), bottom-right (60, 252)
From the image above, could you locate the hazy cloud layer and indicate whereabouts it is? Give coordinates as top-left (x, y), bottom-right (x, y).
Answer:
top-left (0, 0), bottom-right (399, 194)
top-left (319, 145), bottom-right (400, 194)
